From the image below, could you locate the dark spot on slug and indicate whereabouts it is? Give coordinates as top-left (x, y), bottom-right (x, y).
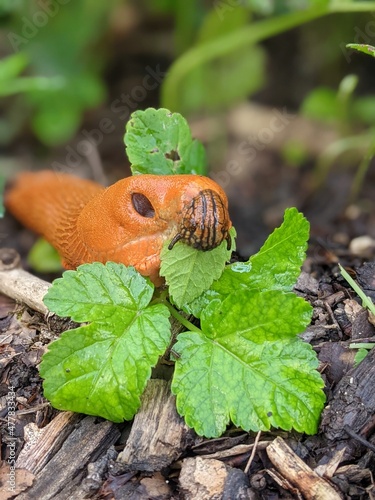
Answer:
top-left (131, 193), bottom-right (155, 218)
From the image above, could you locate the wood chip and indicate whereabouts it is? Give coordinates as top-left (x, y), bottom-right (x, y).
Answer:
top-left (117, 379), bottom-right (194, 471)
top-left (15, 416), bottom-right (120, 500)
top-left (0, 268), bottom-right (50, 315)
top-left (179, 456), bottom-right (255, 500)
top-left (16, 411), bottom-right (81, 475)
top-left (267, 436), bottom-right (342, 500)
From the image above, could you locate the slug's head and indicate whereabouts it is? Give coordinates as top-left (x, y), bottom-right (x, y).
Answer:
top-left (168, 189), bottom-right (232, 252)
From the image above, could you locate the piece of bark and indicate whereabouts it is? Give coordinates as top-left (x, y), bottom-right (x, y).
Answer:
top-left (266, 468), bottom-right (303, 499)
top-left (15, 416), bottom-right (120, 500)
top-left (356, 262), bottom-right (375, 301)
top-left (0, 267), bottom-right (50, 315)
top-left (321, 346), bottom-right (375, 447)
top-left (314, 447), bottom-right (347, 479)
top-left (344, 299), bottom-right (375, 340)
top-left (117, 379), bottom-right (194, 471)
top-left (198, 442), bottom-right (269, 461)
top-left (112, 472), bottom-right (173, 500)
top-left (16, 411), bottom-right (81, 475)
top-left (71, 447), bottom-right (118, 499)
top-left (179, 456), bottom-right (256, 500)
top-left (266, 436), bottom-right (342, 500)
top-left (318, 342), bottom-right (355, 385)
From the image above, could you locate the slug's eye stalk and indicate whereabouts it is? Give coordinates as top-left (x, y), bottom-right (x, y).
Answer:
top-left (168, 189), bottom-right (231, 251)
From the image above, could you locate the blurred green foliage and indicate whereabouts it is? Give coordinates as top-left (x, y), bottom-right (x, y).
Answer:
top-left (0, 0), bottom-right (119, 145)
top-left (301, 77), bottom-right (375, 129)
top-left (28, 237), bottom-right (62, 272)
top-left (160, 1), bottom-right (375, 114)
top-left (301, 72), bottom-right (375, 200)
top-left (1, 0), bottom-right (375, 158)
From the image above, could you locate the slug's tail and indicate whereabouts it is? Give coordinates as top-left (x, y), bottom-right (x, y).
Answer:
top-left (5, 170), bottom-right (104, 268)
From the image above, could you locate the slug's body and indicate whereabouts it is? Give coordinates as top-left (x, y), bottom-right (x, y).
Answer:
top-left (5, 171), bottom-right (231, 285)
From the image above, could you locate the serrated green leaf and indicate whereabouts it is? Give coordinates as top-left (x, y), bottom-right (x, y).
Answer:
top-left (201, 290), bottom-right (312, 341)
top-left (40, 263), bottom-right (171, 422)
top-left (172, 289), bottom-right (324, 438)
top-left (160, 227), bottom-right (235, 309)
top-left (124, 108), bottom-right (207, 175)
top-left (184, 208), bottom-right (308, 317)
top-left (246, 207), bottom-right (309, 291)
top-left (44, 262), bottom-right (154, 321)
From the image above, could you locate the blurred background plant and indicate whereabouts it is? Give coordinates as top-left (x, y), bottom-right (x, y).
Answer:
top-left (1, 0), bottom-right (375, 262)
top-left (0, 0), bottom-right (118, 146)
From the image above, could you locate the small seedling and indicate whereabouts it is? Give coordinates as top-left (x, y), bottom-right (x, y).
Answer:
top-left (339, 263), bottom-right (375, 366)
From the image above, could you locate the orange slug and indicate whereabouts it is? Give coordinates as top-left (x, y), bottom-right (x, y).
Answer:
top-left (5, 171), bottom-right (232, 285)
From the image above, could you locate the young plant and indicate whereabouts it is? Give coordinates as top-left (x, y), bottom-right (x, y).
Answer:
top-left (40, 108), bottom-right (325, 438)
top-left (339, 263), bottom-right (375, 366)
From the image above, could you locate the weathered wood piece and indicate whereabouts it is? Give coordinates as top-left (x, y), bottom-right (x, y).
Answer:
top-left (16, 412), bottom-right (81, 475)
top-left (0, 266), bottom-right (50, 315)
top-left (267, 436), bottom-right (342, 500)
top-left (15, 416), bottom-right (120, 500)
top-left (117, 378), bottom-right (194, 471)
top-left (321, 347), bottom-right (375, 449)
top-left (179, 456), bottom-right (256, 500)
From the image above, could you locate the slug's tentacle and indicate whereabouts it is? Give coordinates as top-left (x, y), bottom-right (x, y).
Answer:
top-left (5, 171), bottom-right (232, 285)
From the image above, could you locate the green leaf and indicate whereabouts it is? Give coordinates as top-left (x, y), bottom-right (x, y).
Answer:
top-left (160, 227), bottom-right (235, 309)
top-left (339, 263), bottom-right (375, 315)
top-left (172, 289), bottom-right (324, 437)
top-left (354, 347), bottom-right (370, 366)
top-left (185, 208), bottom-right (309, 317)
top-left (179, 45), bottom-right (265, 114)
top-left (28, 238), bottom-right (62, 273)
top-left (245, 208), bottom-right (309, 292)
top-left (124, 108), bottom-right (207, 175)
top-left (176, 7), bottom-right (265, 114)
top-left (0, 53), bottom-right (28, 82)
top-left (162, 6), bottom-right (345, 112)
top-left (300, 87), bottom-right (339, 123)
top-left (346, 43), bottom-right (375, 58)
top-left (29, 74), bottom-right (105, 145)
top-left (40, 263), bottom-right (171, 422)
top-left (352, 96), bottom-right (375, 126)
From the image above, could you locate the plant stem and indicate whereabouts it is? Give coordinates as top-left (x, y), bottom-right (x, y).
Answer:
top-left (152, 295), bottom-right (202, 334)
top-left (330, 2), bottom-right (375, 12)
